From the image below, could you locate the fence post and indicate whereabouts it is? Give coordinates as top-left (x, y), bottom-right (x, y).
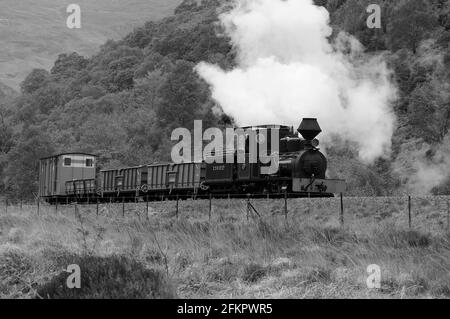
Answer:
top-left (209, 193), bottom-right (212, 221)
top-left (20, 198), bottom-right (23, 211)
top-left (146, 196), bottom-right (149, 220)
top-left (447, 199), bottom-right (449, 231)
top-left (55, 197), bottom-right (58, 214)
top-left (37, 198), bottom-right (40, 216)
top-left (284, 190), bottom-right (288, 220)
top-left (246, 195), bottom-right (250, 221)
top-left (340, 193), bottom-right (344, 227)
top-left (5, 199), bottom-right (8, 215)
top-left (408, 195), bottom-right (412, 229)
top-left (176, 195), bottom-right (179, 219)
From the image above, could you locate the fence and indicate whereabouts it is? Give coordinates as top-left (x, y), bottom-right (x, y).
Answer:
top-left (1, 194), bottom-right (450, 232)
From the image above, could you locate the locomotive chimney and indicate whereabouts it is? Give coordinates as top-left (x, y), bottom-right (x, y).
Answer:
top-left (298, 118), bottom-right (322, 141)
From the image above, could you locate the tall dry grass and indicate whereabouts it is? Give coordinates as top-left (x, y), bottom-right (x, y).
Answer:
top-left (0, 196), bottom-right (449, 299)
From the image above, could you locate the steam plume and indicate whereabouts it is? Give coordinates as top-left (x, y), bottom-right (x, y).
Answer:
top-left (394, 136), bottom-right (450, 195)
top-left (196, 0), bottom-right (397, 162)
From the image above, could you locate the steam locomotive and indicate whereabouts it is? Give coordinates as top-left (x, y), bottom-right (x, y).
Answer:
top-left (38, 118), bottom-right (345, 204)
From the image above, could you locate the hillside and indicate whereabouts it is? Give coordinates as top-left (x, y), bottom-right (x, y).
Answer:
top-left (0, 0), bottom-right (181, 89)
top-left (0, 82), bottom-right (18, 101)
top-left (0, 0), bottom-right (449, 199)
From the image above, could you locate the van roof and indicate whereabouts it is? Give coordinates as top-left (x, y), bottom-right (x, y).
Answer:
top-left (40, 153), bottom-right (97, 160)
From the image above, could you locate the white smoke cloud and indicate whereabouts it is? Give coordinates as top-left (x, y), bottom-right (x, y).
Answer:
top-left (393, 136), bottom-right (450, 195)
top-left (196, 0), bottom-right (397, 162)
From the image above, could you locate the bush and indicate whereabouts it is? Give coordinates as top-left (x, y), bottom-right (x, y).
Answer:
top-left (374, 225), bottom-right (432, 249)
top-left (242, 263), bottom-right (267, 283)
top-left (382, 229), bottom-right (431, 248)
top-left (35, 255), bottom-right (176, 299)
top-left (432, 280), bottom-right (450, 297)
top-left (206, 259), bottom-right (240, 283)
top-left (308, 226), bottom-right (350, 246)
top-left (304, 266), bottom-right (332, 284)
top-left (0, 245), bottom-right (35, 297)
top-left (403, 230), bottom-right (431, 248)
top-left (141, 246), bottom-right (164, 265)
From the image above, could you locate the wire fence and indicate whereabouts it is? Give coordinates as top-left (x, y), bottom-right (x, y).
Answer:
top-left (1, 195), bottom-right (449, 233)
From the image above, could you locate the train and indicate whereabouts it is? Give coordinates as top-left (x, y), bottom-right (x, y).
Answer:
top-left (38, 118), bottom-right (346, 204)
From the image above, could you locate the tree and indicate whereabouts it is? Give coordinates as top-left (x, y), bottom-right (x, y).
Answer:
top-left (78, 114), bottom-right (128, 159)
top-left (51, 52), bottom-right (88, 79)
top-left (444, 47), bottom-right (450, 70)
top-left (408, 81), bottom-right (450, 144)
top-left (33, 83), bottom-right (65, 114)
top-left (20, 69), bottom-right (50, 94)
top-left (332, 0), bottom-right (387, 51)
top-left (0, 103), bottom-right (15, 196)
top-left (124, 21), bottom-right (157, 49)
top-left (134, 70), bottom-right (167, 110)
top-left (174, 0), bottom-right (201, 15)
top-left (0, 122), bottom-right (14, 154)
top-left (156, 60), bottom-right (208, 130)
top-left (3, 127), bottom-right (54, 200)
top-left (387, 0), bottom-right (438, 54)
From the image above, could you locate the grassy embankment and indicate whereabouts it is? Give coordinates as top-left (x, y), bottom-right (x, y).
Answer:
top-left (0, 196), bottom-right (449, 299)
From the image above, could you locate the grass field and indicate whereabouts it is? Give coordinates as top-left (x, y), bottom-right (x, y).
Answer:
top-left (1, 196), bottom-right (450, 299)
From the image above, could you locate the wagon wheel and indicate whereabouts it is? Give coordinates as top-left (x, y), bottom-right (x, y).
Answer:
top-left (96, 187), bottom-right (103, 196)
top-left (200, 182), bottom-right (209, 191)
top-left (140, 184), bottom-right (149, 193)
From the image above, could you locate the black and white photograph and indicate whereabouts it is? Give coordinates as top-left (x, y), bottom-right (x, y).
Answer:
top-left (0, 0), bottom-right (449, 305)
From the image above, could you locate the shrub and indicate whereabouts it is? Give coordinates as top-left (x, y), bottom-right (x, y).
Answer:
top-left (242, 263), bottom-right (267, 283)
top-left (206, 259), bottom-right (240, 283)
top-left (304, 266), bottom-right (332, 284)
top-left (403, 230), bottom-right (431, 248)
top-left (432, 280), bottom-right (450, 297)
top-left (141, 246), bottom-right (164, 265)
top-left (375, 227), bottom-right (432, 248)
top-left (390, 229), bottom-right (431, 248)
top-left (174, 252), bottom-right (192, 272)
top-left (308, 226), bottom-right (349, 246)
top-left (192, 221), bottom-right (210, 234)
top-left (35, 254), bottom-right (176, 299)
top-left (0, 245), bottom-right (34, 297)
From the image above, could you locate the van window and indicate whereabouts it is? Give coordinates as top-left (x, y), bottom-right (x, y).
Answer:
top-left (64, 158), bottom-right (72, 166)
top-left (86, 158), bottom-right (93, 167)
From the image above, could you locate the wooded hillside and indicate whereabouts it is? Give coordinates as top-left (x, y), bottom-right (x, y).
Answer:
top-left (0, 0), bottom-right (449, 199)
